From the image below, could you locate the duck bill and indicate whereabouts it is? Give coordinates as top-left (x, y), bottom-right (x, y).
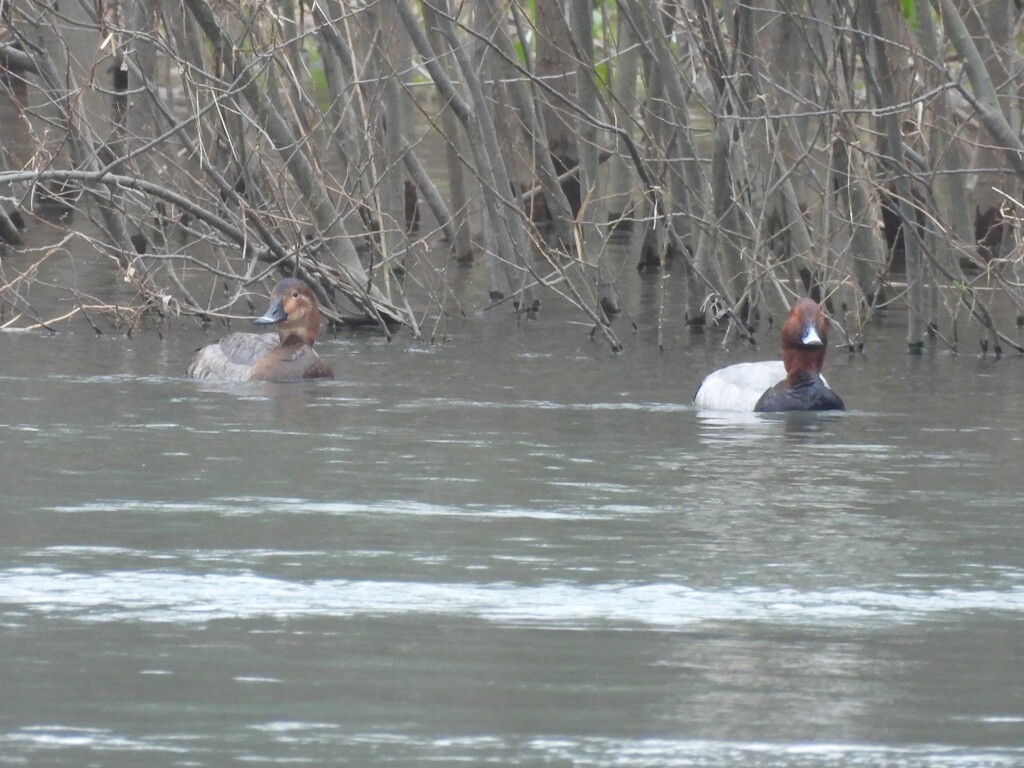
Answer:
top-left (801, 325), bottom-right (823, 347)
top-left (253, 299), bottom-right (287, 325)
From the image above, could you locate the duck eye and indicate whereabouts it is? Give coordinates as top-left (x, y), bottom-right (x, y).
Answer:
top-left (292, 291), bottom-right (299, 298)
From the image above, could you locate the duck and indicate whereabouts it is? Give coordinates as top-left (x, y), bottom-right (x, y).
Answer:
top-left (187, 278), bottom-right (334, 381)
top-left (694, 298), bottom-right (844, 412)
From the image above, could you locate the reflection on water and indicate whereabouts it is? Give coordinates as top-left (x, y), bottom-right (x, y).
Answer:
top-left (696, 409), bottom-right (848, 442)
top-left (1, 317), bottom-right (1023, 766)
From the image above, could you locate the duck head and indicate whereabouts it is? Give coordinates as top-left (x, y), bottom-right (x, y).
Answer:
top-left (253, 278), bottom-right (322, 346)
top-left (780, 298), bottom-right (828, 382)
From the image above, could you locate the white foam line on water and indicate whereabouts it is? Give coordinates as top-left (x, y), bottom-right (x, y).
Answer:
top-left (1, 727), bottom-right (1019, 765)
top-left (48, 498), bottom-right (597, 520)
top-left (521, 736), bottom-right (1024, 767)
top-left (0, 726), bottom-right (189, 754)
top-left (0, 569), bottom-right (1022, 627)
top-left (395, 398), bottom-right (692, 414)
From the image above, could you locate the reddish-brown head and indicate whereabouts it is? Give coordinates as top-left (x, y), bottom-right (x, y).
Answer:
top-left (253, 278), bottom-right (322, 346)
top-left (779, 298), bottom-right (828, 381)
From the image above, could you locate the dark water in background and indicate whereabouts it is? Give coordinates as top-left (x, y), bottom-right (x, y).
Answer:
top-left (0, 275), bottom-right (1023, 767)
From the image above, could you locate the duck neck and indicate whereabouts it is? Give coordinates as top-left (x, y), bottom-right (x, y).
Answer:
top-left (782, 347), bottom-right (825, 386)
top-left (279, 330), bottom-right (313, 347)
top-left (786, 369), bottom-right (821, 388)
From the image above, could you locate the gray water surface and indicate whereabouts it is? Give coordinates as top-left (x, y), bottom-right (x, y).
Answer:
top-left (1, 308), bottom-right (1022, 767)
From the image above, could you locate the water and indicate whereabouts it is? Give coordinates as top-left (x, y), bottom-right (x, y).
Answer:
top-left (1, 300), bottom-right (1023, 767)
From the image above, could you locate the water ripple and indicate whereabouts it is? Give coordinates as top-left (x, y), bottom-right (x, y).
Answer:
top-left (48, 497), bottom-right (598, 520)
top-left (5, 728), bottom-right (1018, 766)
top-left (395, 397), bottom-right (691, 413)
top-left (1, 726), bottom-right (188, 754)
top-left (1, 568), bottom-right (1021, 627)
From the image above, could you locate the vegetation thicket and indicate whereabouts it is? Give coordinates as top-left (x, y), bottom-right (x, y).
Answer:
top-left (1, 1), bottom-right (1022, 354)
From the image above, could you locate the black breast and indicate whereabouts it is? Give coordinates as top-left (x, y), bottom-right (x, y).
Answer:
top-left (754, 376), bottom-right (845, 412)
